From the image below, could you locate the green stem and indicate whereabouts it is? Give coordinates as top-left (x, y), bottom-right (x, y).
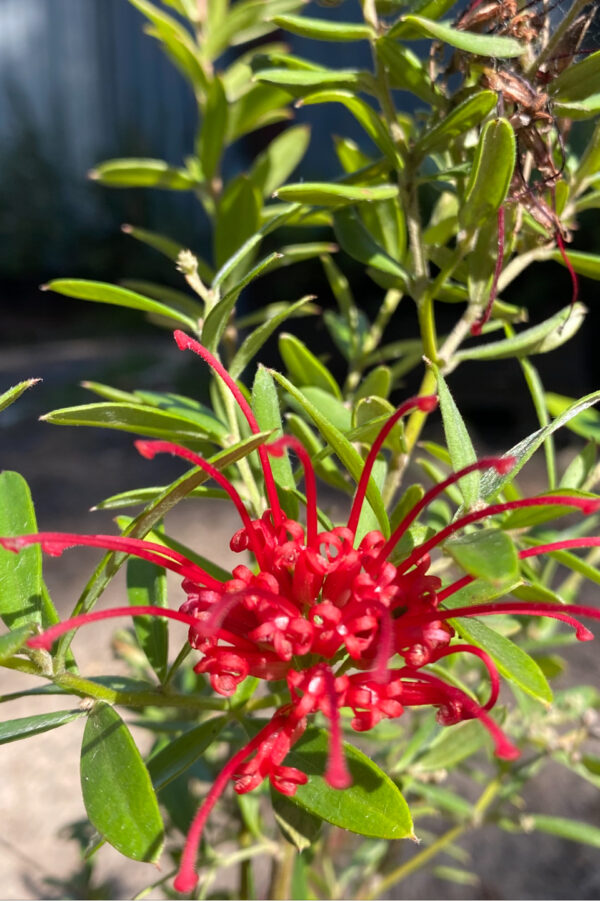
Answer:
top-left (403, 365), bottom-right (438, 454)
top-left (269, 841), bottom-right (296, 901)
top-left (54, 672), bottom-right (227, 709)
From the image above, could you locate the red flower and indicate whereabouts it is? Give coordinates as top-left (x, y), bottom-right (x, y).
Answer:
top-left (3, 329), bottom-right (600, 894)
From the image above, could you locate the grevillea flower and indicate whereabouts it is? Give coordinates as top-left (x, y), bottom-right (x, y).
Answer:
top-left (3, 329), bottom-right (600, 893)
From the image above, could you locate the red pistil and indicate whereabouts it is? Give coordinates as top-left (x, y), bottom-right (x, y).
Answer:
top-left (26, 605), bottom-right (204, 651)
top-left (0, 533), bottom-right (221, 589)
top-left (347, 395), bottom-right (438, 537)
top-left (383, 455), bottom-right (515, 555)
top-left (267, 436), bottom-right (319, 548)
top-left (173, 717), bottom-right (284, 893)
top-left (173, 330), bottom-right (282, 524)
top-left (135, 439), bottom-right (265, 564)
top-left (395, 495), bottom-right (600, 574)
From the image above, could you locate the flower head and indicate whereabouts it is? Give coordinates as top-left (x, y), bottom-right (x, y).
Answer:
top-left (4, 329), bottom-right (600, 893)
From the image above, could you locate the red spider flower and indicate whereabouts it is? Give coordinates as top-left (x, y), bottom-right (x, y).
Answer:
top-left (3, 329), bottom-right (600, 894)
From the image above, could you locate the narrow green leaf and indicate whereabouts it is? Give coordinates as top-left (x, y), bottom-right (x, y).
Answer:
top-left (480, 389), bottom-right (600, 499)
top-left (230, 297), bottom-right (315, 379)
top-left (254, 66), bottom-right (365, 92)
top-left (0, 709), bottom-right (85, 745)
top-left (202, 251), bottom-right (283, 352)
top-left (147, 717), bottom-right (226, 790)
top-left (376, 36), bottom-right (444, 106)
top-left (81, 703), bottom-right (164, 862)
top-left (252, 367), bottom-right (297, 511)
top-left (0, 379), bottom-right (40, 414)
top-left (279, 333), bottom-right (342, 398)
top-left (298, 90), bottom-right (399, 164)
top-left (436, 368), bottom-right (479, 507)
top-left (333, 207), bottom-right (408, 283)
top-left (0, 472), bottom-right (48, 630)
top-left (286, 728), bottom-right (413, 839)
top-left (270, 370), bottom-right (389, 534)
top-left (272, 792), bottom-right (323, 850)
top-left (416, 91), bottom-right (498, 157)
top-left (413, 719), bottom-right (490, 771)
top-left (127, 559), bottom-right (169, 682)
top-left (0, 624), bottom-right (36, 662)
top-left (249, 124), bottom-right (311, 198)
top-left (454, 303), bottom-right (587, 364)
top-left (214, 175), bottom-right (262, 270)
top-left (444, 607), bottom-right (553, 703)
top-left (548, 249), bottom-right (600, 280)
top-left (391, 15), bottom-right (523, 57)
top-left (445, 528), bottom-right (519, 585)
top-left (271, 14), bottom-right (372, 40)
top-left (199, 76), bottom-right (228, 180)
top-left (41, 402), bottom-right (221, 449)
top-left (121, 224), bottom-right (185, 262)
top-left (275, 182), bottom-right (398, 206)
top-left (551, 49), bottom-right (600, 102)
top-left (525, 814), bottom-right (600, 848)
top-left (461, 118), bottom-right (516, 231)
top-left (120, 281), bottom-right (204, 321)
top-left (42, 280), bottom-right (196, 330)
top-left (89, 158), bottom-right (196, 190)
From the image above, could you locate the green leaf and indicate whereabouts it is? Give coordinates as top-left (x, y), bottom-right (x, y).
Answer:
top-left (254, 66), bottom-right (365, 92)
top-left (89, 158), bottom-right (196, 190)
top-left (445, 528), bottom-right (519, 586)
top-left (454, 303), bottom-right (587, 364)
top-left (355, 365), bottom-right (391, 401)
top-left (416, 91), bottom-right (498, 157)
top-left (126, 0), bottom-right (208, 92)
top-left (524, 814), bottom-right (600, 848)
top-left (548, 249), bottom-right (600, 280)
top-left (271, 14), bottom-right (373, 41)
top-left (252, 367), bottom-right (297, 510)
top-left (230, 296), bottom-right (315, 379)
top-left (203, 251), bottom-right (283, 351)
top-left (0, 379), bottom-right (40, 414)
top-left (460, 118), bottom-right (516, 231)
top-left (551, 49), bottom-right (600, 102)
top-left (0, 623), bottom-right (36, 661)
top-left (199, 76), bottom-right (228, 180)
top-left (81, 703), bottom-right (164, 862)
top-left (333, 207), bottom-right (408, 283)
top-left (127, 559), bottom-right (169, 682)
top-left (270, 370), bottom-right (389, 534)
top-left (376, 36), bottom-right (444, 106)
top-left (43, 279), bottom-right (197, 330)
top-left (298, 90), bottom-right (399, 164)
top-left (413, 719), bottom-right (491, 771)
top-left (279, 333), bottom-right (342, 398)
top-left (443, 606), bottom-right (553, 703)
top-left (546, 392), bottom-right (600, 440)
top-left (214, 174), bottom-right (262, 270)
top-left (147, 717), bottom-right (226, 790)
top-left (121, 224), bottom-right (186, 262)
top-left (0, 472), bottom-right (52, 630)
top-left (274, 182), bottom-right (398, 206)
top-left (41, 402), bottom-right (222, 449)
top-left (480, 389), bottom-right (600, 499)
top-left (120, 280), bottom-right (204, 321)
top-left (436, 368), bottom-right (479, 507)
top-left (286, 728), bottom-right (413, 839)
top-left (272, 791), bottom-right (323, 851)
top-left (249, 124), bottom-right (311, 198)
top-left (391, 15), bottom-right (523, 57)
top-left (0, 709), bottom-right (85, 745)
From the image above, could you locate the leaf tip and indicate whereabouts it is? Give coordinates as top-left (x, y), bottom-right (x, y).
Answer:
top-left (121, 223), bottom-right (133, 234)
top-left (39, 283), bottom-right (50, 292)
top-left (88, 168), bottom-right (99, 181)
